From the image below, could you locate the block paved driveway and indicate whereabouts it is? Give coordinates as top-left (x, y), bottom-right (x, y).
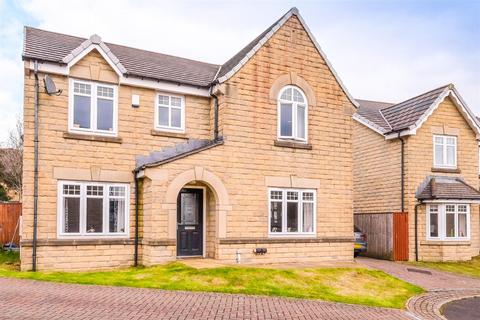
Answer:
top-left (0, 277), bottom-right (413, 320)
top-left (357, 257), bottom-right (480, 290)
top-left (357, 257), bottom-right (480, 320)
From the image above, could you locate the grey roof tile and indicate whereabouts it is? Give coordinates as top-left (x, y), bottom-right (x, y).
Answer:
top-left (417, 176), bottom-right (480, 200)
top-left (216, 10), bottom-right (289, 79)
top-left (381, 85), bottom-right (449, 131)
top-left (136, 138), bottom-right (223, 169)
top-left (356, 99), bottom-right (394, 132)
top-left (355, 85), bottom-right (451, 134)
top-left (23, 6), bottom-right (356, 103)
top-left (23, 27), bottom-right (220, 87)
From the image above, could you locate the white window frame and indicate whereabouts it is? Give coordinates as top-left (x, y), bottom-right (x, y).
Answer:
top-left (154, 92), bottom-right (185, 133)
top-left (57, 180), bottom-right (130, 238)
top-left (277, 85), bottom-right (308, 142)
top-left (426, 203), bottom-right (470, 241)
top-left (433, 135), bottom-right (457, 169)
top-left (68, 78), bottom-right (118, 136)
top-left (268, 188), bottom-right (316, 237)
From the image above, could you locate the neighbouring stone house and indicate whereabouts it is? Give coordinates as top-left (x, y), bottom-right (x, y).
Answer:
top-left (354, 85), bottom-right (480, 261)
top-left (21, 8), bottom-right (357, 271)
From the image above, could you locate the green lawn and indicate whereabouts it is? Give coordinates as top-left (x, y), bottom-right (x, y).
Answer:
top-left (408, 255), bottom-right (480, 279)
top-left (0, 250), bottom-right (422, 309)
top-left (0, 250), bottom-right (20, 270)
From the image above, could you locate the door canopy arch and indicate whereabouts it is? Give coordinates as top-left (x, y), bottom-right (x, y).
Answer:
top-left (164, 167), bottom-right (230, 239)
top-left (165, 167), bottom-right (229, 206)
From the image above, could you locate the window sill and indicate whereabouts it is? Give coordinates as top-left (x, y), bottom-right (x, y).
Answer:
top-left (268, 234), bottom-right (316, 239)
top-left (431, 167), bottom-right (461, 174)
top-left (151, 129), bottom-right (188, 139)
top-left (219, 236), bottom-right (352, 245)
top-left (20, 238), bottom-right (133, 247)
top-left (421, 240), bottom-right (470, 246)
top-left (274, 140), bottom-right (312, 150)
top-left (63, 132), bottom-right (123, 144)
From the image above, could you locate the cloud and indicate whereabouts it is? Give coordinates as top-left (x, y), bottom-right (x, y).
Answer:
top-left (0, 0), bottom-right (26, 143)
top-left (19, 0), bottom-right (283, 64)
top-left (303, 1), bottom-right (480, 109)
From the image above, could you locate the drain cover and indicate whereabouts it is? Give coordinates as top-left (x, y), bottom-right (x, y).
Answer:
top-left (406, 268), bottom-right (432, 275)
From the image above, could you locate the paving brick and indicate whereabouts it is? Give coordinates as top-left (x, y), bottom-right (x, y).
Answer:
top-left (357, 257), bottom-right (480, 290)
top-left (407, 290), bottom-right (480, 320)
top-left (0, 278), bottom-right (411, 320)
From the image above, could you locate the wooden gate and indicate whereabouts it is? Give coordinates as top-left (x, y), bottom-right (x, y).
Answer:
top-left (0, 202), bottom-right (22, 246)
top-left (393, 212), bottom-right (409, 261)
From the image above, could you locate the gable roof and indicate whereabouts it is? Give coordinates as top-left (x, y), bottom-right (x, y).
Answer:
top-left (23, 27), bottom-right (221, 87)
top-left (215, 7), bottom-right (358, 108)
top-left (23, 7), bottom-right (358, 107)
top-left (62, 34), bottom-right (127, 76)
top-left (354, 84), bottom-right (480, 138)
top-left (380, 85), bottom-right (449, 132)
top-left (216, 11), bottom-right (288, 80)
top-left (416, 176), bottom-right (480, 201)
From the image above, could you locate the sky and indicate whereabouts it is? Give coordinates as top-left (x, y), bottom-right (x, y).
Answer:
top-left (0, 0), bottom-right (479, 143)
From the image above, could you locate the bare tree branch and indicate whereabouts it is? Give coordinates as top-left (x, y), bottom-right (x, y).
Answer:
top-left (0, 118), bottom-right (23, 198)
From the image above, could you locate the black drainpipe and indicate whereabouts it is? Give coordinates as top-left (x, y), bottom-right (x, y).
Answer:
top-left (133, 170), bottom-right (140, 267)
top-left (398, 133), bottom-right (405, 212)
top-left (414, 202), bottom-right (422, 261)
top-left (32, 61), bottom-right (40, 271)
top-left (211, 92), bottom-right (219, 141)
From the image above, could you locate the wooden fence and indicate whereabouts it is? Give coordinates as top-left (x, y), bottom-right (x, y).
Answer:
top-left (354, 213), bottom-right (393, 259)
top-left (0, 202), bottom-right (21, 246)
top-left (355, 212), bottom-right (409, 261)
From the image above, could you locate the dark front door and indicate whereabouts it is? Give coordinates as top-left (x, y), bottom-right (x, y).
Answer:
top-left (177, 188), bottom-right (203, 256)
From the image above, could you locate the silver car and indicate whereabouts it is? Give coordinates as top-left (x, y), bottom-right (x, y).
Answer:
top-left (354, 226), bottom-right (367, 257)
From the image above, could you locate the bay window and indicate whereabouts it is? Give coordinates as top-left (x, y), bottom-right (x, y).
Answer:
top-left (278, 86), bottom-right (308, 141)
top-left (155, 93), bottom-right (185, 132)
top-left (58, 181), bottom-right (129, 237)
top-left (427, 204), bottom-right (469, 240)
top-left (69, 79), bottom-right (117, 135)
top-left (269, 188), bottom-right (316, 235)
top-left (433, 135), bottom-right (457, 168)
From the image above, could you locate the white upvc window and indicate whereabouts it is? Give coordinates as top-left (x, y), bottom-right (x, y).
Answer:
top-left (57, 181), bottom-right (129, 237)
top-left (155, 93), bottom-right (185, 132)
top-left (268, 188), bottom-right (316, 236)
top-left (433, 135), bottom-right (457, 168)
top-left (68, 78), bottom-right (118, 136)
top-left (277, 86), bottom-right (308, 142)
top-left (427, 204), bottom-right (470, 241)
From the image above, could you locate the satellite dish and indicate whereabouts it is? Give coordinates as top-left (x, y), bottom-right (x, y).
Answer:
top-left (44, 75), bottom-right (62, 96)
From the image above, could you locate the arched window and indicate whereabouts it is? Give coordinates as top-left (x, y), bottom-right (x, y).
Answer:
top-left (278, 86), bottom-right (308, 141)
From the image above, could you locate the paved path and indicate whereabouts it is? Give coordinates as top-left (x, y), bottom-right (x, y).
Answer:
top-left (0, 277), bottom-right (413, 320)
top-left (357, 257), bottom-right (480, 319)
top-left (2, 259), bottom-right (479, 319)
top-left (408, 291), bottom-right (480, 320)
top-left (357, 257), bottom-right (480, 290)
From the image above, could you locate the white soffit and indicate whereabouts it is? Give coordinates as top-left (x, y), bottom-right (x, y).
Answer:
top-left (27, 61), bottom-right (210, 97)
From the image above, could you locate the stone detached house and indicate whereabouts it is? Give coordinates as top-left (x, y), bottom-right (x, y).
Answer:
top-left (21, 8), bottom-right (358, 271)
top-left (354, 85), bottom-right (480, 261)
